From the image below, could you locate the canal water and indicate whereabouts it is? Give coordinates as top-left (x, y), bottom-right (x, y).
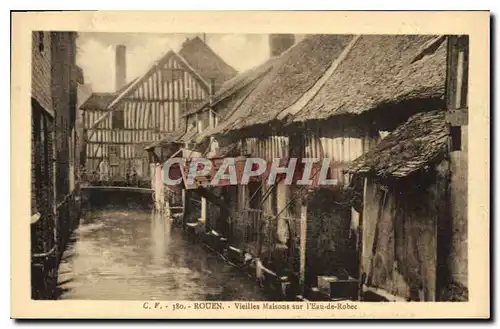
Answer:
top-left (57, 208), bottom-right (270, 301)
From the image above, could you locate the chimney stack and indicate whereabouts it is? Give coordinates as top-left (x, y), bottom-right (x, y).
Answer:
top-left (115, 44), bottom-right (127, 91)
top-left (269, 34), bottom-right (295, 57)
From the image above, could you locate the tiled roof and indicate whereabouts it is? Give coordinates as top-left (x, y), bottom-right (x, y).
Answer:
top-left (292, 35), bottom-right (447, 122)
top-left (348, 110), bottom-right (448, 178)
top-left (179, 36), bottom-right (238, 92)
top-left (79, 93), bottom-right (115, 111)
top-left (228, 34), bottom-right (353, 131)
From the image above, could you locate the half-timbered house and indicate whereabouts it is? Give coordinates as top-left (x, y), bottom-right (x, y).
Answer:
top-left (82, 37), bottom-right (237, 183)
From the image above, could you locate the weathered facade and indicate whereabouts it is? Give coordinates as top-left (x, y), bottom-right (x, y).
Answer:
top-left (138, 34), bottom-right (465, 302)
top-left (347, 36), bottom-right (468, 301)
top-left (180, 34), bottom-right (451, 301)
top-left (349, 111), bottom-right (450, 301)
top-left (31, 31), bottom-right (82, 299)
top-left (31, 33), bottom-right (56, 297)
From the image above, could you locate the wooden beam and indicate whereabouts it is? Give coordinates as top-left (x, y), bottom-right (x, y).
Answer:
top-left (192, 186), bottom-right (231, 229)
top-left (445, 108), bottom-right (469, 126)
top-left (445, 35), bottom-right (469, 121)
top-left (362, 285), bottom-right (407, 302)
top-left (299, 193), bottom-right (308, 295)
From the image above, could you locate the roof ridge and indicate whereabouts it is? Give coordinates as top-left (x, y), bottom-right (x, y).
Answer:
top-left (276, 35), bottom-right (361, 121)
top-left (181, 60), bottom-right (275, 118)
top-left (172, 51), bottom-right (210, 87)
top-left (180, 36), bottom-right (238, 75)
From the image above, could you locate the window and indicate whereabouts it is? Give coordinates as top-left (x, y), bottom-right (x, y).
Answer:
top-left (112, 110), bottom-right (124, 129)
top-left (109, 145), bottom-right (120, 166)
top-left (450, 126), bottom-right (462, 151)
top-left (38, 32), bottom-right (45, 53)
top-left (197, 119), bottom-right (203, 133)
top-left (180, 100), bottom-right (192, 114)
top-left (209, 110), bottom-right (219, 128)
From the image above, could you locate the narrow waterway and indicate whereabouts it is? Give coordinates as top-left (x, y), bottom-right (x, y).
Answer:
top-left (57, 208), bottom-right (270, 301)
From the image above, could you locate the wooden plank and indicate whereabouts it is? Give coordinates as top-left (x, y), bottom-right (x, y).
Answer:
top-left (131, 101), bottom-right (136, 130)
top-left (154, 101), bottom-right (159, 129)
top-left (151, 102), bottom-right (155, 129)
top-left (149, 75), bottom-right (154, 100)
top-left (144, 77), bottom-right (152, 100)
top-left (166, 102), bottom-right (171, 132)
top-left (190, 73), bottom-right (195, 100)
top-left (174, 102), bottom-right (180, 130)
top-left (171, 103), bottom-right (177, 131)
top-left (183, 71), bottom-right (188, 100)
top-left (138, 102), bottom-right (144, 129)
top-left (155, 71), bottom-right (161, 100)
top-left (158, 102), bottom-right (163, 131)
top-left (173, 71), bottom-right (179, 102)
top-left (445, 108), bottom-right (468, 126)
top-left (362, 285), bottom-right (407, 302)
top-left (163, 73), bottom-right (168, 101)
top-left (164, 101), bottom-right (168, 132)
top-left (299, 195), bottom-right (308, 295)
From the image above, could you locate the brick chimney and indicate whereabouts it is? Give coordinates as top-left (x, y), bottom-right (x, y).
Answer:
top-left (115, 44), bottom-right (127, 91)
top-left (269, 34), bottom-right (295, 57)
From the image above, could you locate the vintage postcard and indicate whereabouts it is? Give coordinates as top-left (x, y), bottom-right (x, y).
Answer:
top-left (11, 11), bottom-right (490, 319)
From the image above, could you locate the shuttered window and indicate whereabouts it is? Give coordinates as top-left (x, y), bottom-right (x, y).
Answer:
top-left (112, 110), bottom-right (124, 129)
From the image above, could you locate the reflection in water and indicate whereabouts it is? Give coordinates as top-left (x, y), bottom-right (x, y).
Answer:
top-left (57, 209), bottom-right (269, 301)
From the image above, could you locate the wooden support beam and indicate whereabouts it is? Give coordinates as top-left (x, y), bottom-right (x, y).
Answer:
top-left (299, 193), bottom-right (308, 296)
top-left (193, 186), bottom-right (231, 226)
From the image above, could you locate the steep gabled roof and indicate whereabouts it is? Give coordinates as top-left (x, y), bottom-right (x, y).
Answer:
top-left (291, 35), bottom-right (447, 122)
top-left (179, 36), bottom-right (238, 91)
top-left (201, 35), bottom-right (447, 139)
top-left (106, 50), bottom-right (209, 111)
top-left (150, 49), bottom-right (278, 148)
top-left (181, 55), bottom-right (277, 118)
top-left (199, 34), bottom-right (354, 137)
top-left (348, 110), bottom-right (448, 178)
top-left (88, 50), bottom-right (210, 130)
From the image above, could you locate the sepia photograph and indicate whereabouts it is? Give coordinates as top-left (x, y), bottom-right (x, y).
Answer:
top-left (11, 11), bottom-right (489, 319)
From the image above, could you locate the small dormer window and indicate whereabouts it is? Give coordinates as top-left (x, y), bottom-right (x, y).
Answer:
top-left (38, 32), bottom-right (45, 53)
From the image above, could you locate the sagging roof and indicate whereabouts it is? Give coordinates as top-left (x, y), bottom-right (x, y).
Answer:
top-left (181, 56), bottom-right (277, 118)
top-left (291, 35), bottom-right (447, 122)
top-left (179, 36), bottom-right (238, 92)
top-left (224, 34), bottom-right (355, 132)
top-left (201, 35), bottom-right (447, 139)
top-left (348, 110), bottom-right (448, 178)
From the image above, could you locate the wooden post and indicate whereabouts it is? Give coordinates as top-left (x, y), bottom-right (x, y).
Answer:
top-left (299, 192), bottom-right (308, 296)
top-left (437, 35), bottom-right (469, 300)
top-left (358, 176), bottom-right (368, 300)
top-left (200, 197), bottom-right (207, 223)
top-left (181, 189), bottom-right (187, 228)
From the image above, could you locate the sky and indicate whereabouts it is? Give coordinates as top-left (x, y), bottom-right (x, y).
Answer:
top-left (76, 33), bottom-right (272, 93)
